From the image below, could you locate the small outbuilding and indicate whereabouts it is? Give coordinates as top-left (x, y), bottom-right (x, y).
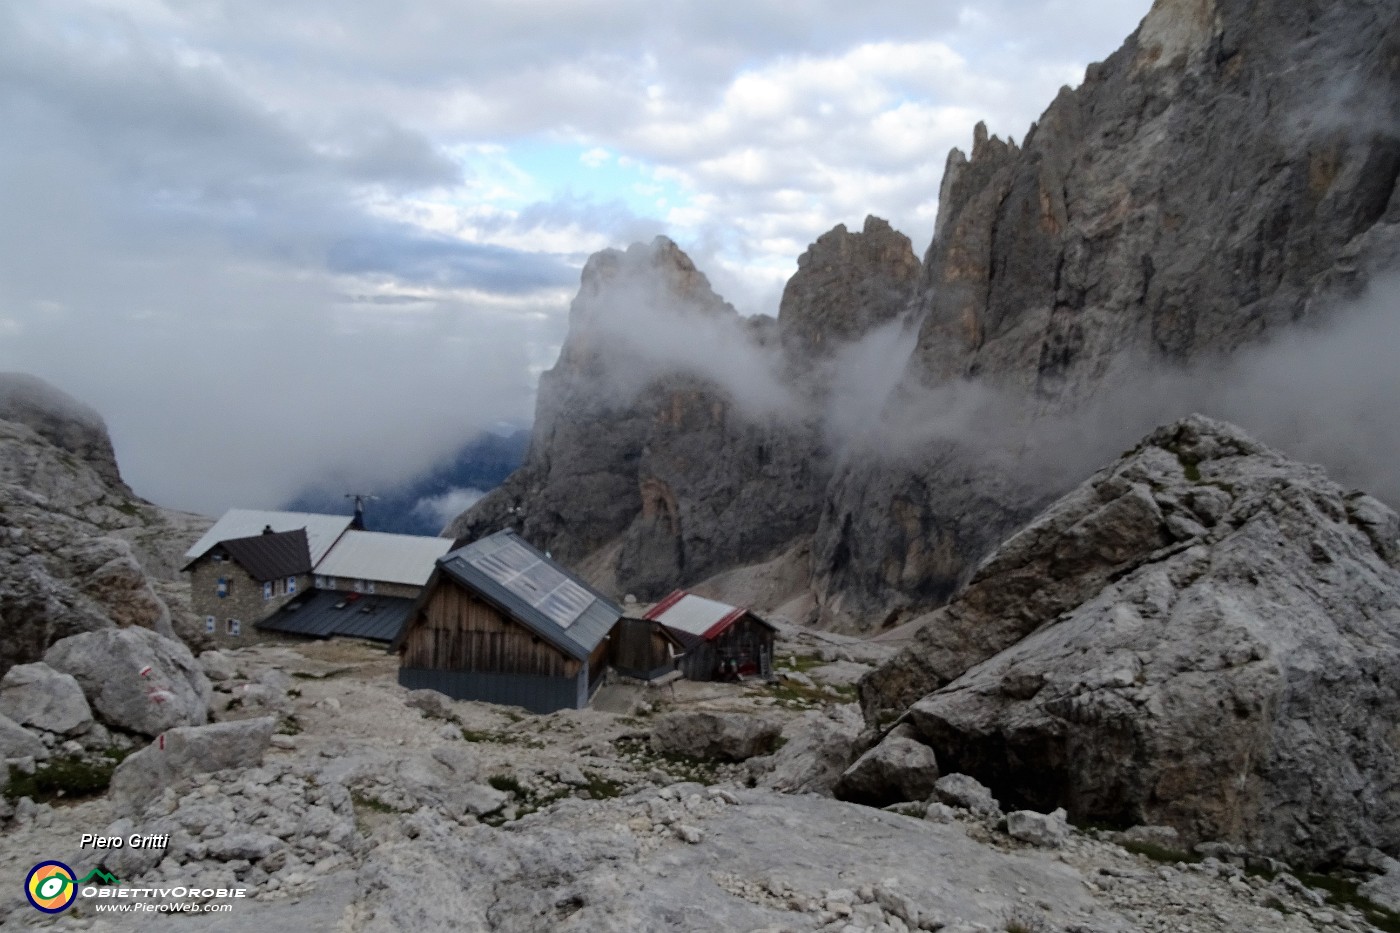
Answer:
top-left (610, 616), bottom-right (686, 682)
top-left (644, 590), bottom-right (776, 681)
top-left (393, 530), bottom-right (622, 713)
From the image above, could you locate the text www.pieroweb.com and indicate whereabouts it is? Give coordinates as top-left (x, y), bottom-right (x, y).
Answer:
top-left (92, 902), bottom-right (234, 914)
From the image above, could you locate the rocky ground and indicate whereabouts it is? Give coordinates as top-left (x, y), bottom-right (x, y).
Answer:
top-left (3, 630), bottom-right (1391, 932)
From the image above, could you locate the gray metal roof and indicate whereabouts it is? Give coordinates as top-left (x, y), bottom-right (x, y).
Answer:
top-left (258, 589), bottom-right (411, 642)
top-left (435, 530), bottom-right (621, 660)
top-left (314, 530), bottom-right (452, 587)
top-left (185, 509), bottom-right (353, 565)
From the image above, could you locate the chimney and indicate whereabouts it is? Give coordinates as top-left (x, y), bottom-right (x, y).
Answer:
top-left (262, 524), bottom-right (274, 535)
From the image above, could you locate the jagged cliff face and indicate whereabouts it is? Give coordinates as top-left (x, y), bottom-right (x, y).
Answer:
top-left (810, 0), bottom-right (1400, 624)
top-left (456, 0), bottom-right (1400, 626)
top-left (448, 221), bottom-right (920, 602)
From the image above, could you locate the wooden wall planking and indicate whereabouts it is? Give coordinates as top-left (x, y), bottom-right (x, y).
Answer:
top-left (402, 578), bottom-right (580, 677)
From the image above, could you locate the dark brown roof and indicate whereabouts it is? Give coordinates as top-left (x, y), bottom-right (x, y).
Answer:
top-left (217, 529), bottom-right (312, 581)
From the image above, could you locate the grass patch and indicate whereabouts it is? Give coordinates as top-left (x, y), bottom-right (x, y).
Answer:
top-left (459, 727), bottom-right (543, 748)
top-left (1295, 872), bottom-right (1400, 933)
top-left (276, 715), bottom-right (303, 736)
top-left (613, 736), bottom-right (720, 785)
top-left (291, 668), bottom-right (354, 680)
top-left (583, 771), bottom-right (624, 799)
top-left (1175, 451), bottom-right (1203, 483)
top-left (757, 678), bottom-right (852, 710)
top-left (773, 654), bottom-right (825, 674)
top-left (488, 774), bottom-right (524, 795)
top-left (479, 774), bottom-right (569, 825)
top-left (350, 791), bottom-right (404, 814)
top-left (4, 748), bottom-right (132, 804)
top-left (1120, 838), bottom-right (1200, 864)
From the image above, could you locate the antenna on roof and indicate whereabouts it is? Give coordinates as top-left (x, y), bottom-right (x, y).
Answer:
top-left (345, 493), bottom-right (380, 530)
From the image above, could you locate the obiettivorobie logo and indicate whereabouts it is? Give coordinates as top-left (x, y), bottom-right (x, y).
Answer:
top-left (24, 862), bottom-right (118, 914)
top-left (25, 860), bottom-right (247, 915)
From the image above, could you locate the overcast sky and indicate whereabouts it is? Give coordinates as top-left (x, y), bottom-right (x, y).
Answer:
top-left (0, 0), bottom-right (1154, 515)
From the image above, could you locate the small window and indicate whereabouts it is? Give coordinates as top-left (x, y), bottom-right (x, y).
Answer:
top-left (353, 578), bottom-right (366, 593)
top-left (211, 554), bottom-right (224, 563)
top-left (226, 619), bottom-right (241, 637)
top-left (366, 580), bottom-right (376, 595)
top-left (262, 581), bottom-right (273, 600)
top-left (204, 616), bottom-right (215, 634)
top-left (216, 577), bottom-right (228, 598)
top-left (287, 576), bottom-right (297, 595)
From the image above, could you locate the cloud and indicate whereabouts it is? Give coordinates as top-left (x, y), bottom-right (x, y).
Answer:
top-left (412, 487), bottom-right (487, 528)
top-left (824, 276), bottom-right (1400, 509)
top-left (0, 0), bottom-right (1159, 517)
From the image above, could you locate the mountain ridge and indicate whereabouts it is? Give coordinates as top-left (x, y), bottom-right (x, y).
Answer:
top-left (452, 0), bottom-right (1400, 630)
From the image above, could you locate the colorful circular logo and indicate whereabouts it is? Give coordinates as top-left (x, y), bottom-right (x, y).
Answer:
top-left (25, 861), bottom-right (77, 913)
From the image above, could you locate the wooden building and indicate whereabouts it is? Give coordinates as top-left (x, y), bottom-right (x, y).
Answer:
top-left (644, 591), bottom-right (776, 682)
top-left (393, 530), bottom-right (622, 713)
top-left (611, 616), bottom-right (685, 682)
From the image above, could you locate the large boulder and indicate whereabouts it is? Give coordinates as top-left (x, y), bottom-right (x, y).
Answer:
top-left (45, 627), bottom-right (211, 736)
top-left (0, 711), bottom-right (48, 760)
top-left (832, 724), bottom-right (940, 807)
top-left (650, 710), bottom-right (781, 762)
top-left (0, 662), bottom-right (93, 736)
top-left (108, 717), bottom-right (275, 816)
top-left (754, 705), bottom-right (862, 796)
top-left (870, 416), bottom-right (1400, 867)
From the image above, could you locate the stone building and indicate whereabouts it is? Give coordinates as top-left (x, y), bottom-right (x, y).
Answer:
top-left (183, 509), bottom-right (450, 646)
top-left (186, 528), bottom-right (314, 646)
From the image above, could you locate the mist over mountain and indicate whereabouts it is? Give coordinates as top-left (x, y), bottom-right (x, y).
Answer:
top-left (450, 0), bottom-right (1400, 631)
top-left (285, 427), bottom-right (529, 536)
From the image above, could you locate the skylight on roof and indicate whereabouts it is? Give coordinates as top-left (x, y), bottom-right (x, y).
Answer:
top-left (468, 538), bottom-right (596, 629)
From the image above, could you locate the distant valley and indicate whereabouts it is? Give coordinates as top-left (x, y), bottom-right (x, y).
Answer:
top-left (282, 428), bottom-right (529, 537)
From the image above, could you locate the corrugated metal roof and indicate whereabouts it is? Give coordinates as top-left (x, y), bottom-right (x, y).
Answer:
top-left (258, 589), bottom-right (410, 642)
top-left (314, 530), bottom-right (452, 587)
top-left (218, 529), bottom-right (312, 582)
top-left (185, 509), bottom-right (353, 565)
top-left (644, 590), bottom-right (770, 640)
top-left (435, 530), bottom-right (621, 660)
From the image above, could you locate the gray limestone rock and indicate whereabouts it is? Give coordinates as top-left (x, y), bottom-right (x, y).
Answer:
top-left (754, 704), bottom-right (862, 796)
top-left (0, 710), bottom-right (48, 761)
top-left (833, 724), bottom-right (940, 807)
top-left (109, 717), bottom-right (276, 816)
top-left (932, 774), bottom-right (1002, 818)
top-left (199, 650), bottom-right (237, 682)
top-left (0, 381), bottom-right (202, 673)
top-left (778, 215), bottom-right (920, 366)
top-left (650, 710), bottom-right (781, 762)
top-left (869, 416), bottom-right (1400, 867)
top-left (45, 626), bottom-right (211, 736)
top-left (1359, 858), bottom-right (1400, 914)
top-left (0, 372), bottom-right (129, 491)
top-left (1007, 808), bottom-right (1071, 848)
top-left (0, 662), bottom-right (93, 736)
